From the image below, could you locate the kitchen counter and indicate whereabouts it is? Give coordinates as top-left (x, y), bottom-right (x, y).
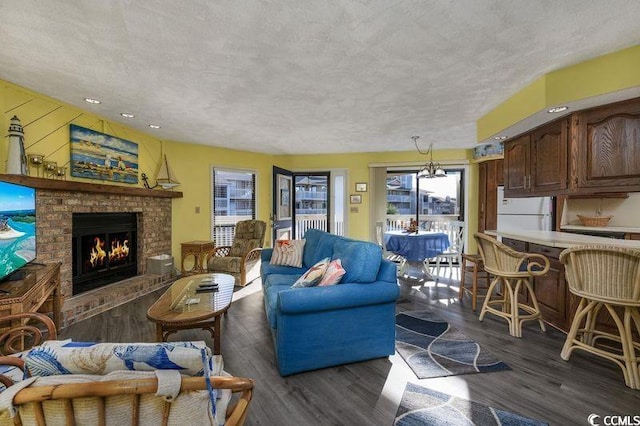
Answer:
top-left (484, 229), bottom-right (640, 249)
top-left (560, 224), bottom-right (640, 234)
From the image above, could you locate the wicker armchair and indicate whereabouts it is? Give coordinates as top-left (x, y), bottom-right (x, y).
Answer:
top-left (0, 373), bottom-right (253, 426)
top-left (208, 220), bottom-right (267, 286)
top-left (559, 245), bottom-right (640, 389)
top-left (474, 233), bottom-right (550, 337)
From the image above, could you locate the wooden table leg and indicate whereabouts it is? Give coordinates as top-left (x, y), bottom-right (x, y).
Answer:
top-left (156, 324), bottom-right (165, 342)
top-left (213, 315), bottom-right (221, 355)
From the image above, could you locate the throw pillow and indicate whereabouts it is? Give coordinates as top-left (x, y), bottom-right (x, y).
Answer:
top-left (270, 239), bottom-right (306, 267)
top-left (318, 259), bottom-right (346, 286)
top-left (292, 257), bottom-right (330, 288)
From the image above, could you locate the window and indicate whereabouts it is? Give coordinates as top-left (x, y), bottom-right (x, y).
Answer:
top-left (211, 168), bottom-right (256, 246)
top-left (385, 168), bottom-right (464, 230)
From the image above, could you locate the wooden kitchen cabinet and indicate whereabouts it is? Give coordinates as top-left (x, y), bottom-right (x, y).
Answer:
top-left (504, 119), bottom-right (569, 197)
top-left (477, 159), bottom-right (503, 233)
top-left (571, 97), bottom-right (640, 193)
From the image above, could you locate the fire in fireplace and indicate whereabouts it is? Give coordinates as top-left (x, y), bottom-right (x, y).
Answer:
top-left (72, 213), bottom-right (137, 295)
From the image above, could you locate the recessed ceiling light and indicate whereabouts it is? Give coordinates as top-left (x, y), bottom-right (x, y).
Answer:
top-left (547, 106), bottom-right (568, 113)
top-left (493, 135), bottom-right (508, 140)
top-left (84, 97), bottom-right (101, 104)
top-left (149, 124), bottom-right (161, 129)
top-left (120, 113), bottom-right (135, 118)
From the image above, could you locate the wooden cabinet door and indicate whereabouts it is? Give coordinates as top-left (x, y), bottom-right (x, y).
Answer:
top-left (503, 135), bottom-right (530, 196)
top-left (530, 119), bottom-right (568, 194)
top-left (478, 161), bottom-right (487, 234)
top-left (477, 159), bottom-right (503, 233)
top-left (574, 97), bottom-right (640, 192)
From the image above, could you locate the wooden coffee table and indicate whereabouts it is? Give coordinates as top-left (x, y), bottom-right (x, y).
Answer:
top-left (146, 273), bottom-right (235, 354)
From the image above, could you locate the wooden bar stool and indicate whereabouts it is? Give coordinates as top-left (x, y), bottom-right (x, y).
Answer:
top-left (474, 233), bottom-right (550, 338)
top-left (459, 253), bottom-right (490, 311)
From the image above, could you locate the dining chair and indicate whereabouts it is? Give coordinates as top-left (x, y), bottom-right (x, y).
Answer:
top-left (474, 233), bottom-right (549, 337)
top-left (559, 245), bottom-right (640, 389)
top-left (434, 220), bottom-right (465, 278)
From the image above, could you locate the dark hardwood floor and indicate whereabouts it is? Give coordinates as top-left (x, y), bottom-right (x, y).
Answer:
top-left (61, 265), bottom-right (639, 425)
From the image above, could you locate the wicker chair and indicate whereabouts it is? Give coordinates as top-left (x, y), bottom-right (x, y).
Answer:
top-left (559, 245), bottom-right (640, 390)
top-left (208, 220), bottom-right (267, 286)
top-left (474, 233), bottom-right (550, 337)
top-left (0, 313), bottom-right (254, 425)
top-left (0, 373), bottom-right (253, 426)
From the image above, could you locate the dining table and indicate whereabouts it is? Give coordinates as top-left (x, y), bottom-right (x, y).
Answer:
top-left (383, 230), bottom-right (450, 279)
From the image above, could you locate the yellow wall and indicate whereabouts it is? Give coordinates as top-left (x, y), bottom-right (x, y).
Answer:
top-left (478, 44), bottom-right (640, 141)
top-left (1, 78), bottom-right (478, 257)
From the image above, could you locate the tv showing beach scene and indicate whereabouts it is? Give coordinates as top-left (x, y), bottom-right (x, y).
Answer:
top-left (0, 181), bottom-right (36, 281)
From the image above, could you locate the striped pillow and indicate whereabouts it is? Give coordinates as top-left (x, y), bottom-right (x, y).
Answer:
top-left (270, 239), bottom-right (306, 267)
top-left (318, 259), bottom-right (346, 286)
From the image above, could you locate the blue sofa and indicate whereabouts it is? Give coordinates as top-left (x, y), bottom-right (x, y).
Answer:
top-left (260, 229), bottom-right (399, 376)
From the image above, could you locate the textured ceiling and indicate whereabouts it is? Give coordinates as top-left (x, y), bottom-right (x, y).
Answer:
top-left (0, 1), bottom-right (639, 154)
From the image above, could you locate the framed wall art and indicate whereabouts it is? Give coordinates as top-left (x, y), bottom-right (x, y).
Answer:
top-left (350, 194), bottom-right (362, 204)
top-left (70, 124), bottom-right (139, 184)
top-left (355, 182), bottom-right (367, 192)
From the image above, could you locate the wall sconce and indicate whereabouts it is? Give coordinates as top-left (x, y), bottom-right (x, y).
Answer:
top-left (55, 167), bottom-right (66, 179)
top-left (28, 154), bottom-right (44, 177)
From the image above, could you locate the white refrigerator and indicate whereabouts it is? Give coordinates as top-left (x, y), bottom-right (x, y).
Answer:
top-left (497, 186), bottom-right (553, 232)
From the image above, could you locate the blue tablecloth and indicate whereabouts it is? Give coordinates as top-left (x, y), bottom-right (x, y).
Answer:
top-left (383, 231), bottom-right (450, 262)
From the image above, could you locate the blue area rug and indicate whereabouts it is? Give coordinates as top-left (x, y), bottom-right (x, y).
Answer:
top-left (396, 310), bottom-right (510, 379)
top-left (395, 382), bottom-right (548, 426)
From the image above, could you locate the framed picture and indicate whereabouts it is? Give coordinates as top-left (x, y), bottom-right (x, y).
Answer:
top-left (355, 182), bottom-right (367, 192)
top-left (350, 194), bottom-right (362, 204)
top-left (277, 174), bottom-right (292, 220)
top-left (70, 124), bottom-right (139, 184)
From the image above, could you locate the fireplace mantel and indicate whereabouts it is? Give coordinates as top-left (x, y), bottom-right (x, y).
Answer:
top-left (0, 174), bottom-right (182, 198)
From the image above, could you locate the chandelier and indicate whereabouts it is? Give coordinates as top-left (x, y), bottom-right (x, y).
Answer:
top-left (413, 136), bottom-right (446, 178)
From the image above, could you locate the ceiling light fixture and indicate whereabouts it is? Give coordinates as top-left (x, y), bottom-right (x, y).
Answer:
top-left (84, 97), bottom-right (101, 104)
top-left (413, 136), bottom-right (446, 179)
top-left (547, 106), bottom-right (568, 113)
top-left (121, 113), bottom-right (135, 118)
top-left (148, 124), bottom-right (161, 129)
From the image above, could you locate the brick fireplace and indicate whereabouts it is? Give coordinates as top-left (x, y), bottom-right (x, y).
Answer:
top-left (1, 175), bottom-right (181, 328)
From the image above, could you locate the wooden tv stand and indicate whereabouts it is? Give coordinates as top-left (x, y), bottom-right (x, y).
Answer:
top-left (0, 263), bottom-right (62, 330)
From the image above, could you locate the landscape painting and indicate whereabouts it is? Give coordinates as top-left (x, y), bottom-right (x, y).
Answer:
top-left (70, 124), bottom-right (139, 184)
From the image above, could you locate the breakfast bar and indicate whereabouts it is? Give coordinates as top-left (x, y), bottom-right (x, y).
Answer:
top-left (483, 229), bottom-right (640, 331)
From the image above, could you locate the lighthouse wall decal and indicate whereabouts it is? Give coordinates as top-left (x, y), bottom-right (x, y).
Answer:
top-left (6, 115), bottom-right (28, 175)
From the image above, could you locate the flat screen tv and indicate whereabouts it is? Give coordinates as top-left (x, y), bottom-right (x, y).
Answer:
top-left (0, 181), bottom-right (36, 282)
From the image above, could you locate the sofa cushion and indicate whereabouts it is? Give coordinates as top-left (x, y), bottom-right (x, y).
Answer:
top-left (270, 240), bottom-right (306, 267)
top-left (318, 259), bottom-right (345, 286)
top-left (292, 258), bottom-right (330, 288)
top-left (302, 229), bottom-right (337, 268)
top-left (332, 239), bottom-right (382, 283)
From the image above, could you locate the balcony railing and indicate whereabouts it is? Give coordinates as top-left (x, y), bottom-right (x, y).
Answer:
top-left (385, 214), bottom-right (459, 231)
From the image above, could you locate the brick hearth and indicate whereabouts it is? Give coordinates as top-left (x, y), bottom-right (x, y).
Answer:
top-left (34, 186), bottom-right (177, 328)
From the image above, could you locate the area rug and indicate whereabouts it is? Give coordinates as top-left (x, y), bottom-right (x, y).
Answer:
top-left (395, 310), bottom-right (510, 379)
top-left (394, 382), bottom-right (548, 426)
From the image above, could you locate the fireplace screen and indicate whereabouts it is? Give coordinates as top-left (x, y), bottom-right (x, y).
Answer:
top-left (72, 213), bottom-right (137, 295)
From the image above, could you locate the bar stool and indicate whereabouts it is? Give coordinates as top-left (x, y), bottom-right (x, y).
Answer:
top-left (474, 233), bottom-right (550, 337)
top-left (459, 253), bottom-right (490, 311)
top-left (560, 245), bottom-right (640, 389)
